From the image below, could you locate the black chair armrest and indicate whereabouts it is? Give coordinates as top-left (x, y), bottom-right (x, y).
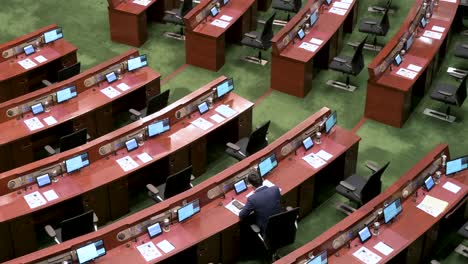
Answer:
top-left (44, 145), bottom-right (56, 155)
top-left (333, 57), bottom-right (348, 64)
top-left (438, 90), bottom-right (453, 97)
top-left (364, 20), bottom-right (378, 25)
top-left (129, 108), bottom-right (142, 118)
top-left (250, 224), bottom-right (261, 233)
top-left (146, 184), bottom-right (160, 195)
top-left (165, 10), bottom-right (177, 15)
top-left (42, 80), bottom-right (53, 86)
top-left (372, 6), bottom-right (386, 12)
top-left (93, 212), bottom-right (99, 231)
top-left (45, 225), bottom-right (56, 238)
top-left (365, 160), bottom-right (380, 173)
top-left (226, 142), bottom-right (241, 151)
top-left (461, 44), bottom-right (468, 49)
top-left (245, 33), bottom-right (257, 39)
top-left (339, 181), bottom-right (356, 191)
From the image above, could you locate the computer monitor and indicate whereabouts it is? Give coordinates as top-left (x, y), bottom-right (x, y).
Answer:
top-left (234, 179), bottom-right (248, 194)
top-left (36, 173), bottom-right (51, 188)
top-left (423, 175), bottom-right (435, 191)
top-left (324, 111), bottom-right (337, 134)
top-left (76, 240), bottom-right (106, 264)
top-left (258, 153), bottom-right (278, 177)
top-left (125, 138), bottom-right (138, 152)
top-left (306, 250), bottom-right (327, 264)
top-left (216, 78), bottom-right (234, 98)
top-left (297, 28), bottom-right (305, 40)
top-left (23, 44), bottom-right (35, 56)
top-left (177, 199), bottom-right (201, 223)
top-left (420, 17), bottom-right (427, 28)
top-left (105, 71), bottom-right (117, 84)
top-left (446, 155), bottom-right (468, 176)
top-left (383, 197), bottom-right (402, 224)
top-left (147, 118), bottom-right (170, 138)
top-left (405, 34), bottom-right (414, 51)
top-left (210, 6), bottom-right (219, 17)
top-left (65, 152), bottom-right (90, 174)
top-left (309, 10), bottom-right (319, 27)
top-left (302, 136), bottom-right (314, 151)
top-left (147, 222), bottom-right (162, 238)
top-left (358, 225), bottom-right (372, 243)
top-left (394, 53), bottom-right (402, 66)
top-left (44, 28), bottom-right (63, 44)
top-left (56, 85), bottom-right (78, 104)
top-left (223, 0), bottom-right (230, 5)
top-left (31, 102), bottom-right (44, 115)
top-left (198, 101), bottom-right (209, 115)
top-left (127, 55), bottom-right (148, 72)
top-left (324, 0), bottom-right (332, 5)
top-left (60, 211), bottom-right (95, 242)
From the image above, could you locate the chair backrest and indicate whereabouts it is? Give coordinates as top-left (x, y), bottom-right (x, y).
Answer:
top-left (351, 36), bottom-right (367, 73)
top-left (261, 13), bottom-right (276, 42)
top-left (264, 207), bottom-right (300, 251)
top-left (57, 62), bottom-right (81, 82)
top-left (361, 162), bottom-right (390, 204)
top-left (379, 9), bottom-right (390, 34)
top-left (180, 0), bottom-right (193, 16)
top-left (60, 210), bottom-right (95, 242)
top-left (164, 165), bottom-right (193, 199)
top-left (60, 128), bottom-right (88, 152)
top-left (455, 76), bottom-right (467, 106)
top-left (246, 120), bottom-right (270, 154)
top-left (147, 89), bottom-right (170, 116)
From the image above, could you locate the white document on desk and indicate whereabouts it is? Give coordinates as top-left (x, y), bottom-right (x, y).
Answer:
top-left (441, 0), bottom-right (456, 2)
top-left (417, 195), bottom-right (448, 217)
top-left (220, 15), bottom-right (233, 22)
top-left (43, 190), bottom-right (59, 202)
top-left (352, 246), bottom-right (382, 264)
top-left (116, 82), bottom-right (131, 92)
top-left (316, 150), bottom-right (333, 161)
top-left (329, 7), bottom-right (347, 16)
top-left (24, 117), bottom-right (45, 131)
top-left (374, 242), bottom-right (393, 256)
top-left (18, 58), bottom-right (37, 69)
top-left (133, 0), bottom-right (151, 6)
top-left (116, 156), bottom-right (139, 172)
top-left (407, 64), bottom-right (422, 72)
top-left (137, 152), bottom-right (153, 164)
top-left (215, 104), bottom-right (237, 118)
top-left (192, 117), bottom-right (214, 130)
top-left (396, 68), bottom-right (417, 80)
top-left (333, 1), bottom-right (350, 9)
top-left (423, 30), bottom-right (442, 40)
top-left (299, 42), bottom-right (319, 52)
top-left (211, 19), bottom-right (229, 28)
top-left (302, 153), bottom-right (326, 169)
top-left (310, 38), bottom-right (323, 45)
top-left (442, 181), bottom-right (461, 194)
top-left (341, 0), bottom-right (353, 3)
top-left (431, 26), bottom-right (445, 33)
top-left (210, 113), bottom-right (226, 123)
top-left (157, 240), bottom-right (175, 254)
top-left (34, 55), bottom-right (47, 63)
top-left (137, 242), bottom-right (161, 261)
top-left (225, 199), bottom-right (245, 216)
top-left (100, 86), bottom-right (121, 99)
top-left (43, 116), bottom-right (57, 126)
top-left (24, 191), bottom-right (47, 209)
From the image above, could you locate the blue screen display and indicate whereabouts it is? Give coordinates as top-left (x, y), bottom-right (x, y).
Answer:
top-left (302, 137), bottom-right (314, 150)
top-left (383, 198), bottom-right (402, 224)
top-left (446, 156), bottom-right (467, 175)
top-left (306, 250), bottom-right (327, 264)
top-left (234, 179), bottom-right (247, 194)
top-left (105, 72), bottom-right (117, 84)
top-left (198, 102), bottom-right (209, 114)
top-left (310, 11), bottom-right (318, 27)
top-left (147, 118), bottom-right (170, 138)
top-left (127, 55), bottom-right (148, 72)
top-left (216, 78), bottom-right (234, 98)
top-left (56, 85), bottom-right (77, 103)
top-left (178, 199), bottom-right (201, 222)
top-left (24, 45), bottom-right (35, 55)
top-left (210, 6), bottom-right (219, 17)
top-left (358, 226), bottom-right (372, 243)
top-left (297, 28), bottom-right (305, 40)
top-left (125, 138), bottom-right (138, 152)
top-left (31, 103), bottom-right (44, 115)
top-left (36, 174), bottom-right (51, 187)
top-left (325, 112), bottom-right (337, 134)
top-left (424, 175), bottom-right (435, 191)
top-left (147, 222), bottom-right (162, 238)
top-left (65, 153), bottom-right (90, 174)
top-left (258, 153), bottom-right (278, 177)
top-left (44, 28), bottom-right (63, 44)
top-left (76, 240), bottom-right (106, 264)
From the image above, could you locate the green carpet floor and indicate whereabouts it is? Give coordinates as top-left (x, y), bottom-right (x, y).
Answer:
top-left (1, 0), bottom-right (467, 263)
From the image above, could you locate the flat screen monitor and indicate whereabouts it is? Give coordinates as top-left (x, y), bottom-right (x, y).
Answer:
top-left (23, 44), bottom-right (35, 56)
top-left (210, 6), bottom-right (219, 17)
top-left (127, 55), bottom-right (148, 72)
top-left (147, 222), bottom-right (162, 238)
top-left (420, 17), bottom-right (427, 28)
top-left (105, 71), bottom-right (117, 84)
top-left (358, 225), bottom-right (372, 243)
top-left (147, 118), bottom-right (170, 138)
top-left (325, 0), bottom-right (332, 5)
top-left (216, 78), bottom-right (234, 98)
top-left (325, 111), bottom-right (337, 134)
top-left (309, 10), bottom-right (319, 27)
top-left (297, 28), bottom-right (305, 40)
top-left (65, 152), bottom-right (90, 174)
top-left (56, 85), bottom-right (78, 104)
top-left (306, 250), bottom-right (327, 264)
top-left (76, 240), bottom-right (106, 264)
top-left (302, 137), bottom-right (314, 151)
top-left (423, 175), bottom-right (435, 191)
top-left (177, 199), bottom-right (201, 223)
top-left (198, 101), bottom-right (209, 115)
top-left (31, 102), bottom-right (44, 115)
top-left (383, 197), bottom-right (402, 224)
top-left (223, 0), bottom-right (230, 5)
top-left (258, 153), bottom-right (278, 177)
top-left (446, 155), bottom-right (468, 176)
top-left (234, 179), bottom-right (248, 194)
top-left (394, 53), bottom-right (402, 66)
top-left (36, 173), bottom-right (51, 188)
top-left (405, 34), bottom-right (414, 51)
top-left (44, 28), bottom-right (63, 44)
top-left (125, 138), bottom-right (138, 152)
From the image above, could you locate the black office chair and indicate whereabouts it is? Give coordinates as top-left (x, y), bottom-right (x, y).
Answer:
top-left (454, 221), bottom-right (468, 257)
top-left (368, 0), bottom-right (394, 14)
top-left (44, 128), bottom-right (89, 156)
top-left (336, 161), bottom-right (390, 215)
top-left (250, 207), bottom-right (300, 261)
top-left (42, 62), bottom-right (81, 86)
top-left (447, 43), bottom-right (468, 79)
top-left (327, 36), bottom-right (367, 92)
top-left (423, 75), bottom-right (467, 123)
top-left (162, 0), bottom-right (193, 40)
top-left (44, 210), bottom-right (98, 244)
top-left (146, 166), bottom-right (194, 202)
top-left (129, 89), bottom-right (170, 120)
top-left (358, 8), bottom-right (390, 51)
top-left (240, 13), bottom-right (276, 66)
top-left (225, 120), bottom-right (270, 161)
top-left (271, 0), bottom-right (302, 25)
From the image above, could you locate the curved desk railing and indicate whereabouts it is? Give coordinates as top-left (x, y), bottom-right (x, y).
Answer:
top-left (0, 49), bottom-right (160, 173)
top-left (0, 24), bottom-right (78, 103)
top-left (365, 0), bottom-right (459, 127)
top-left (6, 107), bottom-right (360, 264)
top-left (274, 144), bottom-right (467, 264)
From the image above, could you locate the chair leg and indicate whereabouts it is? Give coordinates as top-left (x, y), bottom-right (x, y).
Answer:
top-left (258, 51), bottom-right (262, 62)
top-left (446, 106), bottom-right (451, 119)
top-left (180, 26), bottom-right (184, 36)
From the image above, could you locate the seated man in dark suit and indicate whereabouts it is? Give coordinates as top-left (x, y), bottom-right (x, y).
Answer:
top-left (239, 173), bottom-right (282, 234)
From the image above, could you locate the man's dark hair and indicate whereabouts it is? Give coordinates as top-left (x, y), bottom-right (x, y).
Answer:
top-left (247, 173), bottom-right (263, 188)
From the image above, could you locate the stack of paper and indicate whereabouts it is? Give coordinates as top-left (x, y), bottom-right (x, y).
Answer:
top-left (299, 42), bottom-right (319, 52)
top-left (423, 30), bottom-right (442, 40)
top-left (352, 246), bottom-right (382, 264)
top-left (374, 242), bottom-right (393, 256)
top-left (133, 0), bottom-right (151, 6)
top-left (225, 199), bottom-right (245, 216)
top-left (302, 150), bottom-right (333, 169)
top-left (215, 105), bottom-right (237, 118)
top-left (442, 181), bottom-right (461, 194)
top-left (157, 240), bottom-right (175, 253)
top-left (329, 0), bottom-right (352, 16)
top-left (35, 55), bottom-right (47, 63)
top-left (396, 68), bottom-right (417, 80)
top-left (211, 19), bottom-right (229, 29)
top-left (417, 195), bottom-right (448, 217)
top-left (18, 58), bottom-right (37, 69)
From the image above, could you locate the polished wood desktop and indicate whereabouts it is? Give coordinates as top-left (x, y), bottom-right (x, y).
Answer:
top-left (0, 49), bottom-right (160, 173)
top-left (274, 144), bottom-right (467, 264)
top-left (0, 76), bottom-right (252, 262)
top-left (0, 24), bottom-right (78, 103)
top-left (184, 0), bottom-right (257, 71)
top-left (270, 0), bottom-right (358, 97)
top-left (365, 0), bottom-right (458, 128)
top-left (7, 107), bottom-right (360, 264)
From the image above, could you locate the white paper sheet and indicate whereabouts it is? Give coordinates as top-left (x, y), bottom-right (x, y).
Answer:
top-left (352, 246), bottom-right (382, 264)
top-left (333, 2), bottom-right (350, 9)
top-left (116, 82), bottom-right (131, 91)
top-left (43, 190), bottom-right (59, 202)
top-left (43, 116), bottom-right (57, 126)
top-left (417, 195), bottom-right (448, 217)
top-left (156, 240), bottom-right (175, 254)
top-left (137, 152), bottom-right (153, 163)
top-left (442, 181), bottom-right (461, 194)
top-left (116, 156), bottom-right (139, 172)
top-left (220, 15), bottom-right (233, 22)
top-left (24, 117), bottom-right (45, 131)
top-left (225, 199), bottom-right (245, 216)
top-left (316, 150), bottom-right (333, 161)
top-left (34, 55), bottom-right (47, 63)
top-left (24, 191), bottom-right (47, 209)
top-left (407, 64), bottom-right (422, 72)
top-left (137, 242), bottom-right (161, 261)
top-left (210, 113), bottom-right (225, 123)
top-left (215, 104), bottom-right (237, 118)
top-left (133, 0), bottom-right (151, 6)
top-left (302, 153), bottom-right (326, 169)
top-left (423, 30), bottom-right (442, 40)
top-left (211, 19), bottom-right (229, 28)
top-left (396, 68), bottom-right (417, 80)
top-left (329, 7), bottom-right (347, 16)
top-left (100, 86), bottom-right (121, 99)
top-left (431, 26), bottom-right (445, 33)
top-left (341, 0), bottom-right (353, 3)
top-left (374, 242), bottom-right (393, 256)
top-left (310, 38), bottom-right (324, 45)
top-left (191, 117), bottom-right (214, 130)
top-left (299, 42), bottom-right (319, 52)
top-left (18, 58), bottom-right (37, 69)
top-left (441, 0), bottom-right (456, 2)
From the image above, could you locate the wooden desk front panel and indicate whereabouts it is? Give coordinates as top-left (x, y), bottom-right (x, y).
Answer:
top-left (108, 7), bottom-right (148, 47)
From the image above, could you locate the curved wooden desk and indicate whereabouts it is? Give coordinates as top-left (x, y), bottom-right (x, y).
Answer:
top-left (364, 0), bottom-right (459, 128)
top-left (270, 0), bottom-right (357, 97)
top-left (0, 24), bottom-right (78, 103)
top-left (7, 107), bottom-right (360, 264)
top-left (274, 144), bottom-right (467, 264)
top-left (0, 49), bottom-right (160, 173)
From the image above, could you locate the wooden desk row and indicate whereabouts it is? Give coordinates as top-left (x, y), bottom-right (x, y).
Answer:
top-left (275, 144), bottom-right (467, 264)
top-left (0, 49), bottom-right (160, 173)
top-left (270, 0), bottom-right (358, 97)
top-left (0, 24), bottom-right (77, 103)
top-left (0, 76), bottom-right (252, 262)
top-left (7, 107), bottom-right (360, 264)
top-left (365, 0), bottom-right (458, 128)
